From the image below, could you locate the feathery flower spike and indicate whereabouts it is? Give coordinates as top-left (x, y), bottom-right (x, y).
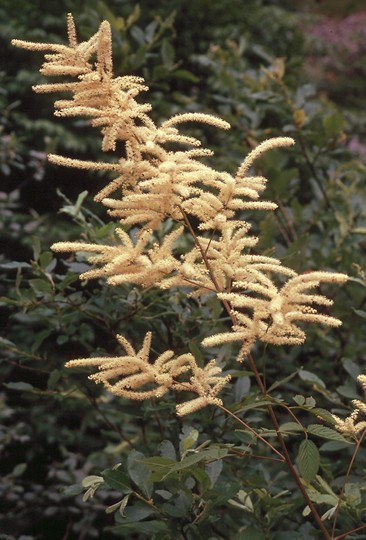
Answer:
top-left (13, 14), bottom-right (347, 414)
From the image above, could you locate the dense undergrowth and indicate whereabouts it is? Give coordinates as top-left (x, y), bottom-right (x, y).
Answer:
top-left (1, 1), bottom-right (366, 539)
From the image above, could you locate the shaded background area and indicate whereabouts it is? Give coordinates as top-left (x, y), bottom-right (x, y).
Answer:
top-left (1, 1), bottom-right (366, 539)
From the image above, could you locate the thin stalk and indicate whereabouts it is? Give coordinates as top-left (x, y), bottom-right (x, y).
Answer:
top-left (334, 523), bottom-right (366, 540)
top-left (331, 428), bottom-right (366, 538)
top-left (246, 353), bottom-right (332, 540)
top-left (217, 403), bottom-right (285, 461)
top-left (181, 207), bottom-right (331, 539)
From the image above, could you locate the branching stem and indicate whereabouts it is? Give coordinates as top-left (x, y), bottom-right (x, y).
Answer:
top-left (181, 206), bottom-right (332, 539)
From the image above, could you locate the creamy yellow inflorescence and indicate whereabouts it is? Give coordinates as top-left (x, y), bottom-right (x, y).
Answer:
top-left (333, 375), bottom-right (366, 438)
top-left (12, 14), bottom-right (348, 415)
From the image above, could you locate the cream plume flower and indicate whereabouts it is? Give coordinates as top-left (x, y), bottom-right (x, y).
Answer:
top-left (66, 333), bottom-right (230, 415)
top-left (12, 14), bottom-right (347, 413)
top-left (333, 374), bottom-right (366, 438)
top-left (52, 226), bottom-right (183, 287)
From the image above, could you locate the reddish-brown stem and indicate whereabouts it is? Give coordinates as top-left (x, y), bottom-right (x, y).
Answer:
top-left (218, 403), bottom-right (285, 461)
top-left (180, 207), bottom-right (331, 539)
top-left (334, 523), bottom-right (366, 540)
top-left (331, 428), bottom-right (366, 538)
top-left (246, 352), bottom-right (331, 540)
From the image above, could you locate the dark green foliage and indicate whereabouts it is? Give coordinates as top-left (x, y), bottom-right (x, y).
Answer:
top-left (2, 1), bottom-right (366, 538)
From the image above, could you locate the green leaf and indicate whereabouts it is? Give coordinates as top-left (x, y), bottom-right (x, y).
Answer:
top-left (159, 440), bottom-right (177, 461)
top-left (307, 424), bottom-right (350, 442)
top-left (161, 38), bottom-right (175, 68)
top-left (353, 309), bottom-right (366, 319)
top-left (39, 251), bottom-right (53, 269)
top-left (11, 463), bottom-right (27, 477)
top-left (126, 4), bottom-right (141, 28)
top-left (29, 278), bottom-right (53, 294)
top-left (179, 426), bottom-right (199, 456)
top-left (61, 483), bottom-right (84, 496)
top-left (172, 69), bottom-right (199, 82)
top-left (311, 408), bottom-right (336, 424)
top-left (305, 397), bottom-right (316, 408)
top-left (293, 395), bottom-right (305, 406)
top-left (0, 261), bottom-right (31, 270)
top-left (164, 452), bottom-right (206, 476)
top-left (297, 439), bottom-right (320, 482)
top-left (3, 381), bottom-right (35, 392)
top-left (236, 526), bottom-right (266, 539)
top-left (130, 26), bottom-right (146, 45)
top-left (320, 441), bottom-right (354, 452)
top-left (115, 501), bottom-right (155, 524)
top-left (102, 469), bottom-right (132, 494)
top-left (162, 491), bottom-right (191, 517)
top-left (127, 450), bottom-right (153, 497)
top-left (82, 475), bottom-right (104, 488)
top-left (299, 370), bottom-right (325, 389)
top-left (190, 467), bottom-right (211, 493)
top-left (267, 370), bottom-right (298, 392)
top-left (47, 369), bottom-right (61, 390)
top-left (323, 111), bottom-right (344, 138)
top-left (206, 459), bottom-right (223, 488)
top-left (32, 329), bottom-right (52, 354)
top-left (341, 358), bottom-right (361, 380)
top-left (279, 422), bottom-right (304, 434)
top-left (111, 520), bottom-right (168, 535)
top-left (141, 456), bottom-right (175, 482)
top-left (344, 483), bottom-right (361, 506)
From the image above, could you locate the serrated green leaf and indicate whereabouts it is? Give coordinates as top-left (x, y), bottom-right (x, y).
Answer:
top-left (311, 408), bottom-right (336, 423)
top-left (320, 441), bottom-right (354, 452)
top-left (293, 395), bottom-right (305, 406)
top-left (297, 439), bottom-right (320, 482)
top-left (307, 424), bottom-right (349, 442)
top-left (305, 397), bottom-right (316, 408)
top-left (279, 422), bottom-right (304, 434)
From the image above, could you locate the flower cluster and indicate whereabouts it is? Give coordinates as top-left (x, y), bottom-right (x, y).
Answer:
top-left (66, 333), bottom-right (230, 416)
top-left (12, 14), bottom-right (347, 414)
top-left (332, 375), bottom-right (366, 438)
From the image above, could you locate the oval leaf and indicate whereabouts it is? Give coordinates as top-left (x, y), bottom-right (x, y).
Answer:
top-left (307, 424), bottom-right (349, 442)
top-left (297, 439), bottom-right (320, 482)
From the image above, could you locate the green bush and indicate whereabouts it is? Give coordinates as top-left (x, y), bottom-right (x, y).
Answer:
top-left (2, 2), bottom-right (366, 539)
